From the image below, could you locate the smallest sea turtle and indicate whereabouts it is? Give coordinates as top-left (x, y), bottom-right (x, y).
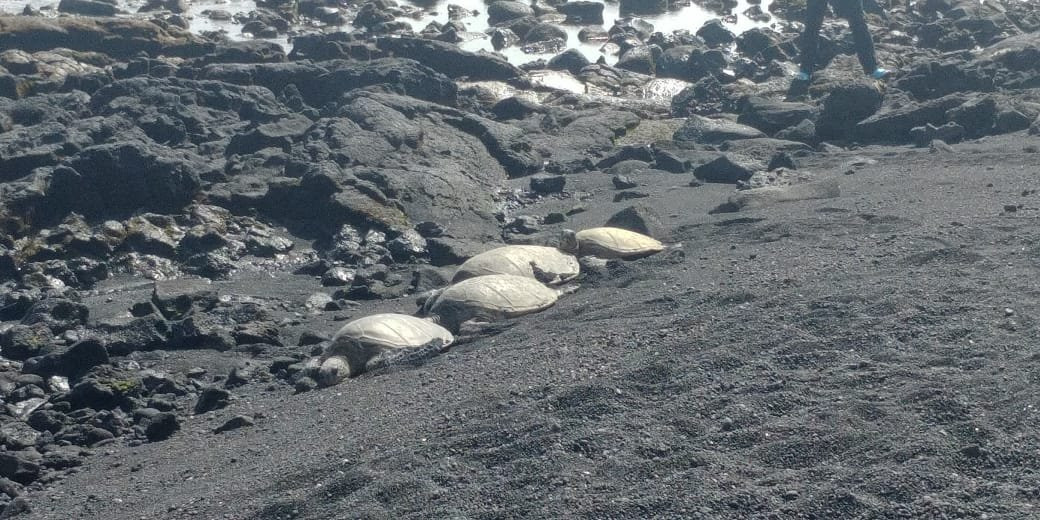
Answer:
top-left (318, 313), bottom-right (454, 384)
top-left (559, 227), bottom-right (664, 259)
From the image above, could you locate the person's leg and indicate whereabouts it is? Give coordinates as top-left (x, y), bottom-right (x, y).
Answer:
top-left (799, 0), bottom-right (828, 76)
top-left (838, 0), bottom-right (880, 74)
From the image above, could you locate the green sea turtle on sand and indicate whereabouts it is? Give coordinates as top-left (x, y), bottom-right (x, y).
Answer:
top-left (453, 245), bottom-right (580, 285)
top-left (317, 313), bottom-right (454, 385)
top-left (422, 274), bottom-right (569, 333)
top-left (559, 227), bottom-right (664, 259)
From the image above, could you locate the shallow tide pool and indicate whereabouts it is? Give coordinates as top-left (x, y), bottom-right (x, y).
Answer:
top-left (0, 0), bottom-right (772, 65)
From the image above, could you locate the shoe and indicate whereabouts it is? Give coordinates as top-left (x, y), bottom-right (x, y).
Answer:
top-left (869, 68), bottom-right (890, 79)
top-left (794, 70), bottom-right (811, 81)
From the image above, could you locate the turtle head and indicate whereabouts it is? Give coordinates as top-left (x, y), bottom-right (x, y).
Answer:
top-left (415, 288), bottom-right (445, 316)
top-left (421, 302), bottom-right (463, 334)
top-left (558, 229), bottom-right (579, 254)
top-left (317, 355), bottom-right (352, 387)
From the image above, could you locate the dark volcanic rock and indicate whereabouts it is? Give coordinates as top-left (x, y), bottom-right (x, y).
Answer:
top-left (688, 48), bottom-right (729, 81)
top-left (67, 378), bottom-right (132, 411)
top-left (58, 0), bottom-right (119, 16)
top-left (139, 0), bottom-right (188, 12)
top-left (375, 37), bottom-right (523, 81)
top-left (547, 49), bottom-right (591, 75)
top-left (651, 146), bottom-right (687, 173)
top-left (0, 451), bottom-right (42, 485)
top-left (426, 237), bottom-right (487, 266)
top-left (27, 410), bottom-right (69, 434)
top-left (353, 1), bottom-right (395, 28)
top-left (194, 387), bottom-right (232, 414)
top-left (55, 424), bottom-right (115, 447)
top-left (488, 1), bottom-right (534, 24)
top-left (143, 411), bottom-right (180, 442)
top-left (233, 322), bottom-right (282, 347)
top-left (558, 1), bottom-right (604, 24)
top-left (945, 95), bottom-right (997, 138)
top-left (199, 59), bottom-right (458, 107)
top-left (226, 114), bottom-right (312, 156)
top-left (855, 95), bottom-right (967, 144)
top-left (674, 115), bottom-right (766, 145)
top-left (994, 108), bottom-right (1032, 134)
top-left (46, 141), bottom-right (205, 222)
top-left (525, 23), bottom-right (568, 44)
top-left (612, 175), bottom-right (638, 189)
top-left (910, 122), bottom-right (966, 147)
top-left (0, 422), bottom-right (39, 451)
top-left (60, 338), bottom-right (110, 377)
top-left (736, 27), bottom-right (781, 57)
top-left (490, 27), bottom-right (521, 50)
top-left (0, 16), bottom-right (210, 59)
top-left (815, 82), bottom-right (885, 141)
top-left (530, 175), bottom-right (566, 194)
top-left (670, 75), bottom-right (739, 116)
top-left (532, 108), bottom-right (641, 174)
top-left (619, 0), bottom-right (666, 15)
top-left (738, 97), bottom-right (818, 136)
top-left (605, 204), bottom-right (664, 238)
top-left (387, 230), bottom-right (427, 262)
top-left (214, 415), bottom-right (255, 434)
top-left (0, 118), bottom-right (107, 183)
top-left (597, 145), bottom-right (654, 170)
top-left (195, 41), bottom-right (286, 64)
top-left (1, 324), bottom-right (53, 361)
top-left (692, 154), bottom-right (758, 184)
top-left (21, 298), bottom-right (89, 332)
top-left (616, 45), bottom-right (657, 75)
top-left (775, 119), bottom-right (817, 144)
top-left (893, 59), bottom-right (994, 100)
top-left (696, 19), bottom-right (736, 47)
top-left (606, 159), bottom-right (651, 177)
top-left (656, 45), bottom-right (696, 80)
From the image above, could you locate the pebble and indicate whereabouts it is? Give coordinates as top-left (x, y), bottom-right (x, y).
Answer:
top-left (530, 174), bottom-right (566, 194)
top-left (543, 212), bottom-right (567, 225)
top-left (612, 175), bottom-right (638, 189)
top-left (213, 415), bottom-right (255, 434)
top-left (613, 191), bottom-right (649, 202)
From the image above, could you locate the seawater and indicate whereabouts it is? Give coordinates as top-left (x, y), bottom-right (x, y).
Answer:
top-left (0, 0), bottom-right (771, 65)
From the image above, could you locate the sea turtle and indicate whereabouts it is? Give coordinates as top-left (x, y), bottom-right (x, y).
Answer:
top-left (317, 313), bottom-right (455, 384)
top-left (559, 227), bottom-right (664, 260)
top-left (423, 274), bottom-right (566, 333)
top-left (453, 245), bottom-right (580, 285)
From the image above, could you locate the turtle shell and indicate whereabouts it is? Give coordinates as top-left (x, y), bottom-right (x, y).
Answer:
top-left (575, 227), bottom-right (664, 259)
top-left (427, 274), bottom-right (559, 329)
top-left (453, 245), bottom-right (580, 285)
top-left (328, 314), bottom-right (454, 371)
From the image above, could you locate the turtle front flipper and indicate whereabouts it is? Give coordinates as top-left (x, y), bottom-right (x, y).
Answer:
top-left (557, 284), bottom-right (580, 296)
top-left (530, 261), bottom-right (559, 285)
top-left (364, 339), bottom-right (447, 375)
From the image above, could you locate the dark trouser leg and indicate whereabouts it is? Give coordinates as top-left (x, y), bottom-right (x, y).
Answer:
top-left (839, 0), bottom-right (879, 73)
top-left (799, 0), bottom-right (828, 74)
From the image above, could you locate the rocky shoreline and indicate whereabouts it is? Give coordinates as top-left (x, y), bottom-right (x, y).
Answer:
top-left (1, 0), bottom-right (1040, 516)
